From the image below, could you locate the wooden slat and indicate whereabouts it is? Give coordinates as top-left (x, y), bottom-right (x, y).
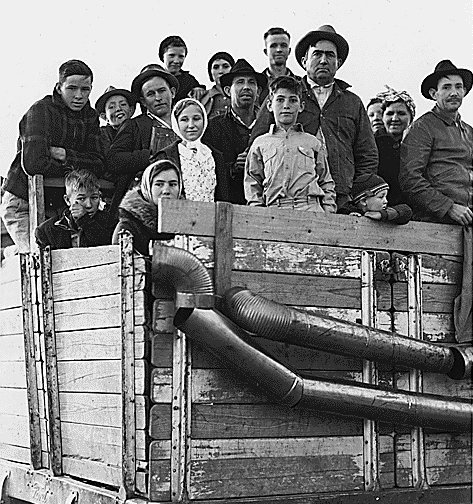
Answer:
top-left (0, 334), bottom-right (24, 361)
top-left (0, 442), bottom-right (31, 464)
top-left (214, 202), bottom-right (234, 310)
top-left (149, 404), bottom-right (172, 440)
top-left (0, 361), bottom-right (27, 388)
top-left (0, 388), bottom-right (28, 416)
top-left (0, 277), bottom-right (21, 309)
top-left (149, 457), bottom-right (171, 502)
top-left (28, 175), bottom-right (45, 251)
top-left (393, 253), bottom-right (462, 285)
top-left (188, 437), bottom-right (364, 499)
top-left (393, 312), bottom-right (455, 343)
top-left (157, 200), bottom-right (463, 255)
top-left (396, 373), bottom-right (472, 400)
top-left (392, 282), bottom-right (460, 313)
top-left (57, 360), bottom-right (145, 394)
top-left (62, 457), bottom-right (121, 487)
top-left (0, 255), bottom-right (21, 284)
top-left (0, 307), bottom-right (22, 336)
top-left (51, 244), bottom-right (119, 272)
top-left (0, 414), bottom-right (30, 446)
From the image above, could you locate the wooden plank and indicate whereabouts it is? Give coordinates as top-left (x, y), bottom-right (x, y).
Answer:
top-left (28, 175), bottom-right (45, 251)
top-left (149, 457), bottom-right (171, 502)
top-left (157, 199), bottom-right (463, 256)
top-left (54, 291), bottom-right (145, 331)
top-left (57, 360), bottom-right (145, 394)
top-left (0, 307), bottom-right (22, 336)
top-left (0, 255), bottom-right (21, 284)
top-left (0, 277), bottom-right (21, 309)
top-left (0, 413), bottom-right (30, 446)
top-left (393, 253), bottom-right (462, 285)
top-left (149, 404), bottom-right (172, 440)
top-left (0, 442), bottom-right (30, 464)
top-left (151, 332), bottom-right (174, 367)
top-left (0, 388), bottom-right (28, 416)
top-left (0, 361), bottom-right (26, 388)
top-left (214, 201), bottom-right (234, 310)
top-left (188, 437), bottom-right (364, 499)
top-left (51, 244), bottom-right (119, 272)
top-left (62, 457), bottom-right (121, 487)
top-left (0, 334), bottom-right (24, 361)
top-left (396, 373), bottom-right (472, 400)
top-left (392, 282), bottom-right (460, 313)
top-left (393, 312), bottom-right (455, 343)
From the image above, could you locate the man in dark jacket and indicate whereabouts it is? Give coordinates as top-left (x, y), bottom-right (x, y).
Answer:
top-left (0, 59), bottom-right (104, 252)
top-left (202, 59), bottom-right (267, 204)
top-left (106, 66), bottom-right (180, 220)
top-left (251, 25), bottom-right (378, 208)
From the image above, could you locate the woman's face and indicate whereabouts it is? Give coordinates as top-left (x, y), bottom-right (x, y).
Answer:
top-left (383, 101), bottom-right (411, 138)
top-left (211, 58), bottom-right (232, 86)
top-left (367, 102), bottom-right (384, 133)
top-left (177, 104), bottom-right (204, 141)
top-left (151, 169), bottom-right (180, 205)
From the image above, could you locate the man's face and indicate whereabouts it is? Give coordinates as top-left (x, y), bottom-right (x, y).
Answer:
top-left (226, 76), bottom-right (258, 110)
top-left (163, 46), bottom-right (186, 75)
top-left (140, 76), bottom-right (175, 118)
top-left (430, 75), bottom-right (465, 113)
top-left (264, 34), bottom-right (291, 67)
top-left (268, 87), bottom-right (303, 129)
top-left (102, 94), bottom-right (134, 128)
top-left (57, 75), bottom-right (92, 111)
top-left (302, 40), bottom-right (340, 85)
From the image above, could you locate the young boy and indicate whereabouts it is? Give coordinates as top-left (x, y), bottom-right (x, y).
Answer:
top-left (35, 170), bottom-right (112, 249)
top-left (244, 76), bottom-right (336, 213)
top-left (338, 173), bottom-right (412, 224)
top-left (158, 35), bottom-right (205, 102)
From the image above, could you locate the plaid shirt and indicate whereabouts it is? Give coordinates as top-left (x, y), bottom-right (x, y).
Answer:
top-left (3, 88), bottom-right (104, 201)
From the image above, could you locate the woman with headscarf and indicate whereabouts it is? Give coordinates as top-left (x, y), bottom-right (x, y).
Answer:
top-left (154, 97), bottom-right (230, 202)
top-left (111, 159), bottom-right (182, 255)
top-left (374, 85), bottom-right (416, 206)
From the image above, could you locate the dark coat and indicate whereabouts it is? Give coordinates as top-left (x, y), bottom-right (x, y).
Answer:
top-left (250, 77), bottom-right (378, 206)
top-left (154, 139), bottom-right (231, 202)
top-left (35, 207), bottom-right (112, 250)
top-left (3, 89), bottom-right (104, 206)
top-left (174, 71), bottom-right (205, 102)
top-left (375, 129), bottom-right (405, 206)
top-left (337, 201), bottom-right (412, 224)
top-left (112, 187), bottom-right (174, 256)
top-left (202, 109), bottom-right (253, 204)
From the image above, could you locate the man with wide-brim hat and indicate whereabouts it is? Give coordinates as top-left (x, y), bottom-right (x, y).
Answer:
top-left (203, 59), bottom-right (267, 204)
top-left (251, 25), bottom-right (377, 207)
top-left (95, 86), bottom-right (136, 155)
top-left (400, 60), bottom-right (473, 226)
top-left (106, 65), bottom-right (180, 221)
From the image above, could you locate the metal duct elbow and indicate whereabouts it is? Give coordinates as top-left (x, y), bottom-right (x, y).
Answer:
top-left (152, 243), bottom-right (214, 308)
top-left (224, 287), bottom-right (471, 380)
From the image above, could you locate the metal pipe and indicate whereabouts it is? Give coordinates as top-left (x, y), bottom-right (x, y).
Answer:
top-left (224, 287), bottom-right (472, 380)
top-left (174, 308), bottom-right (472, 432)
top-left (152, 243), bottom-right (214, 308)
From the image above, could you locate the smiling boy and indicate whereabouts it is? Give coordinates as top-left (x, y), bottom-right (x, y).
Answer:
top-left (245, 76), bottom-right (336, 213)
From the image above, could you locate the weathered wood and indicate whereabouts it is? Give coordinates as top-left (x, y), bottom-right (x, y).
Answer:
top-left (51, 244), bottom-right (119, 272)
top-left (0, 388), bottom-right (28, 416)
top-left (0, 361), bottom-right (27, 388)
top-left (393, 253), bottom-right (462, 285)
top-left (149, 404), bottom-right (172, 440)
top-left (41, 247), bottom-right (62, 476)
top-left (0, 308), bottom-right (22, 336)
top-left (214, 202), bottom-right (234, 310)
top-left (62, 457), bottom-right (121, 487)
top-left (157, 199), bottom-right (463, 255)
top-left (149, 457), bottom-right (171, 502)
top-left (393, 312), bottom-right (455, 343)
top-left (0, 413), bottom-right (30, 446)
top-left (396, 373), bottom-right (472, 400)
top-left (120, 231), bottom-right (136, 496)
top-left (0, 442), bottom-right (30, 464)
top-left (28, 175), bottom-right (45, 251)
top-left (392, 282), bottom-right (460, 313)
top-left (0, 334), bottom-right (24, 361)
top-left (0, 277), bottom-right (21, 310)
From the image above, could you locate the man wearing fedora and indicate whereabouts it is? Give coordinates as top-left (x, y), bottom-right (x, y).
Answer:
top-left (400, 60), bottom-right (473, 225)
top-left (106, 65), bottom-right (180, 220)
top-left (251, 25), bottom-right (377, 208)
top-left (203, 59), bottom-right (267, 204)
top-left (95, 86), bottom-right (136, 155)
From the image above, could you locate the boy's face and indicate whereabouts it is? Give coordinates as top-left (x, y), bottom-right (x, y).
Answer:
top-left (140, 76), bottom-right (175, 118)
top-left (363, 189), bottom-right (388, 212)
top-left (57, 75), bottom-right (92, 112)
top-left (163, 46), bottom-right (186, 75)
top-left (151, 169), bottom-right (180, 205)
top-left (102, 94), bottom-right (134, 128)
top-left (64, 186), bottom-right (101, 219)
top-left (268, 87), bottom-right (303, 129)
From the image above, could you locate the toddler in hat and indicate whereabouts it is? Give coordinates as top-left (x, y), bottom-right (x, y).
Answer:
top-left (338, 173), bottom-right (412, 224)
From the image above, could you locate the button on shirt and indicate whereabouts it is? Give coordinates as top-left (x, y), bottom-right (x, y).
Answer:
top-left (244, 123), bottom-right (336, 211)
top-left (307, 77), bottom-right (334, 109)
top-left (400, 105), bottom-right (473, 221)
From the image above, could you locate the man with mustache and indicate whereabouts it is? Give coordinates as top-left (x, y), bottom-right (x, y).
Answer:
top-left (399, 60), bottom-right (473, 225)
top-left (0, 59), bottom-right (104, 253)
top-left (251, 25), bottom-right (378, 208)
top-left (203, 59), bottom-right (267, 204)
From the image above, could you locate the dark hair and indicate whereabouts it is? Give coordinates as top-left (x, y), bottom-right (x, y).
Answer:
top-left (159, 35), bottom-right (187, 61)
top-left (270, 76), bottom-right (302, 100)
top-left (366, 97), bottom-right (382, 110)
top-left (264, 27), bottom-right (290, 42)
top-left (207, 51), bottom-right (235, 81)
top-left (58, 60), bottom-right (93, 85)
top-left (65, 169), bottom-right (100, 195)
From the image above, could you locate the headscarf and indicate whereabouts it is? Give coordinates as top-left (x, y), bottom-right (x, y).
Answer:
top-left (140, 159), bottom-right (182, 203)
top-left (376, 85), bottom-right (416, 121)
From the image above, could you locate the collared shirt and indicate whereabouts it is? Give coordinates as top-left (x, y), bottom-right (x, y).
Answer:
top-left (307, 76), bottom-right (334, 109)
top-left (244, 123), bottom-right (336, 211)
top-left (400, 105), bottom-right (473, 222)
top-left (147, 110), bottom-right (171, 128)
top-left (230, 108), bottom-right (257, 130)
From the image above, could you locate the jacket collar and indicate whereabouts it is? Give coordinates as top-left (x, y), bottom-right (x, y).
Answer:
top-left (269, 123), bottom-right (304, 134)
top-left (52, 87), bottom-right (94, 117)
top-left (54, 208), bottom-right (78, 231)
top-left (119, 187), bottom-right (158, 233)
top-left (431, 104), bottom-right (462, 126)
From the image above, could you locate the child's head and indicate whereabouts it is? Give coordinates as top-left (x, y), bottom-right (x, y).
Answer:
top-left (56, 60), bottom-right (93, 112)
top-left (267, 76), bottom-right (304, 130)
top-left (172, 98), bottom-right (207, 143)
top-left (351, 174), bottom-right (389, 212)
top-left (95, 86), bottom-right (136, 128)
top-left (141, 160), bottom-right (182, 205)
top-left (159, 35), bottom-right (187, 75)
top-left (208, 52), bottom-right (235, 87)
top-left (64, 169), bottom-right (101, 217)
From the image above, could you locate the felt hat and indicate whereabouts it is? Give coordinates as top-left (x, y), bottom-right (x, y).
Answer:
top-left (421, 60), bottom-right (472, 99)
top-left (351, 173), bottom-right (389, 204)
top-left (220, 59), bottom-right (267, 90)
top-left (207, 51), bottom-right (235, 81)
top-left (131, 65), bottom-right (179, 100)
top-left (295, 25), bottom-right (349, 69)
top-left (95, 86), bottom-right (136, 114)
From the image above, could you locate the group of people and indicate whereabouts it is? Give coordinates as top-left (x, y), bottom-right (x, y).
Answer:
top-left (1, 24), bottom-right (472, 257)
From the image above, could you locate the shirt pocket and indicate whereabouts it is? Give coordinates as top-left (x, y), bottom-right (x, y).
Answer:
top-left (261, 146), bottom-right (278, 178)
top-left (297, 146), bottom-right (316, 173)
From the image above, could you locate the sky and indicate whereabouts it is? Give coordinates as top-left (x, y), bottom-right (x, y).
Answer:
top-left (1, 0), bottom-right (472, 176)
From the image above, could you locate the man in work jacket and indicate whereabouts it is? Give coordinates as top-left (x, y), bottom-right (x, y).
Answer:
top-left (251, 25), bottom-right (378, 208)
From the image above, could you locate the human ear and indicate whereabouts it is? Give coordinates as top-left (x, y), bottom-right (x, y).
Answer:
top-left (99, 112), bottom-right (107, 122)
top-left (264, 47), bottom-right (268, 56)
top-left (336, 58), bottom-right (343, 70)
top-left (429, 88), bottom-right (437, 100)
top-left (224, 85), bottom-right (231, 97)
top-left (171, 87), bottom-right (176, 99)
top-left (64, 194), bottom-right (71, 206)
top-left (267, 99), bottom-right (273, 112)
top-left (299, 101), bottom-right (305, 113)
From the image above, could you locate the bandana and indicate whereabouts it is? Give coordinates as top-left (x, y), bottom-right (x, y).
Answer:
top-left (376, 85), bottom-right (416, 120)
